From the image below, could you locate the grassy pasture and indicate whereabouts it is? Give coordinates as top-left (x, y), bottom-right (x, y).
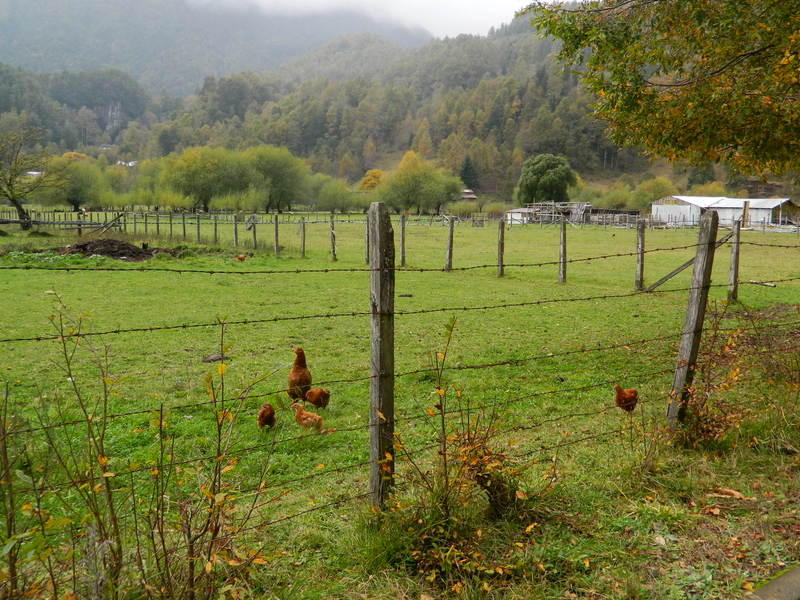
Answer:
top-left (0, 219), bottom-right (798, 598)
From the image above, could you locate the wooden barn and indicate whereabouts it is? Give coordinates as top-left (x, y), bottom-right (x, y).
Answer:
top-left (651, 196), bottom-right (797, 227)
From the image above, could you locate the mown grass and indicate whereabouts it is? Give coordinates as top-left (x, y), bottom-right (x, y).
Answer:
top-left (0, 217), bottom-right (798, 599)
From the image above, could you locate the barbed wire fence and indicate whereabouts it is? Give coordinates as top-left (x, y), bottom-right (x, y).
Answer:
top-left (0, 204), bottom-right (798, 595)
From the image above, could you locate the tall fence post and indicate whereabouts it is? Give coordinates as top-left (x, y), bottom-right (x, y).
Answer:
top-left (144, 212), bottom-right (149, 236)
top-left (329, 214), bottom-right (337, 261)
top-left (368, 202), bottom-right (395, 509)
top-left (195, 214), bottom-right (201, 243)
top-left (444, 217), bottom-right (454, 271)
top-left (497, 218), bottom-right (505, 277)
top-left (400, 214), bottom-right (406, 267)
top-left (635, 219), bottom-right (645, 291)
top-left (156, 213), bottom-right (161, 237)
top-left (133, 212), bottom-right (137, 234)
top-left (728, 219), bottom-right (741, 301)
top-left (213, 215), bottom-right (219, 245)
top-left (299, 217), bottom-right (306, 258)
top-left (168, 213), bottom-right (173, 239)
top-left (182, 213), bottom-right (187, 240)
top-left (77, 212), bottom-right (82, 237)
top-left (233, 214), bottom-right (239, 247)
top-left (252, 220), bottom-right (257, 250)
top-left (558, 217), bottom-right (567, 283)
top-left (273, 216), bottom-right (280, 255)
top-left (667, 211), bottom-right (719, 427)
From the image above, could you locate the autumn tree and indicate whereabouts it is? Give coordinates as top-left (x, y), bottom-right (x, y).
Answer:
top-left (529, 0), bottom-right (800, 175)
top-left (358, 169), bottom-right (384, 191)
top-left (516, 154), bottom-right (576, 204)
top-left (0, 126), bottom-right (63, 229)
top-left (376, 151), bottom-right (462, 214)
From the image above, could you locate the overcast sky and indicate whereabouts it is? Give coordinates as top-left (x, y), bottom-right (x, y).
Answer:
top-left (192, 0), bottom-right (532, 37)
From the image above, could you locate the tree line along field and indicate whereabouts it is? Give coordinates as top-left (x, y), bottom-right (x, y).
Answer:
top-left (0, 222), bottom-right (798, 598)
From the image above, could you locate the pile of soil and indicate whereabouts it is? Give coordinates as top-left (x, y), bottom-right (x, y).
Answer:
top-left (60, 239), bottom-right (173, 262)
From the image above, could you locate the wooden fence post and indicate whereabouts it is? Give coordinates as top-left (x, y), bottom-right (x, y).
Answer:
top-left (156, 213), bottom-right (161, 237)
top-left (195, 214), bottom-right (201, 243)
top-left (252, 220), bottom-right (257, 250)
top-left (77, 212), bottom-right (82, 237)
top-left (727, 219), bottom-right (741, 301)
top-left (182, 213), bottom-right (187, 240)
top-left (497, 218), bottom-right (505, 277)
top-left (213, 215), bottom-right (219, 245)
top-left (132, 212), bottom-right (137, 234)
top-left (232, 214), bottom-right (239, 247)
top-left (444, 217), bottom-right (454, 271)
top-left (667, 211), bottom-right (719, 427)
top-left (368, 202), bottom-right (395, 509)
top-left (273, 216), bottom-right (280, 255)
top-left (558, 217), bottom-right (567, 283)
top-left (635, 219), bottom-right (645, 291)
top-left (168, 213), bottom-right (173, 239)
top-left (144, 212), bottom-right (149, 235)
top-left (329, 214), bottom-right (337, 261)
top-left (299, 217), bottom-right (305, 258)
top-left (400, 214), bottom-right (406, 267)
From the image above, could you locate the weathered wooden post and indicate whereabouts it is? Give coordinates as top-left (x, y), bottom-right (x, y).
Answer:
top-left (635, 219), bottom-right (645, 291)
top-left (195, 214), bottom-right (201, 243)
top-left (497, 218), bottom-right (505, 277)
top-left (232, 214), bottom-right (239, 247)
top-left (368, 202), bottom-right (395, 509)
top-left (299, 217), bottom-right (305, 258)
top-left (444, 217), bottom-right (454, 271)
top-left (156, 213), bottom-right (161, 236)
top-left (169, 213), bottom-right (173, 239)
top-left (273, 215), bottom-right (280, 255)
top-left (144, 212), bottom-right (149, 235)
top-left (329, 213), bottom-right (337, 261)
top-left (182, 213), bottom-right (187, 240)
top-left (559, 217), bottom-right (567, 283)
top-left (213, 215), bottom-right (219, 245)
top-left (132, 212), bottom-right (137, 234)
top-left (252, 219), bottom-right (257, 250)
top-left (667, 211), bottom-right (719, 427)
top-left (400, 214), bottom-right (406, 267)
top-left (77, 212), bottom-right (82, 237)
top-left (727, 219), bottom-right (741, 301)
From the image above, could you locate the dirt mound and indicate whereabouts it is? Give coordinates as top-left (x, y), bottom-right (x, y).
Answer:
top-left (60, 239), bottom-right (172, 261)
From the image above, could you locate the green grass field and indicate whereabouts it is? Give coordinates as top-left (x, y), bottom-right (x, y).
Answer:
top-left (0, 217), bottom-right (798, 599)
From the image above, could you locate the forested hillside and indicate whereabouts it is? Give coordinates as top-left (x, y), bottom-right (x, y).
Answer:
top-left (0, 0), bottom-right (431, 95)
top-left (1, 15), bottom-right (651, 201)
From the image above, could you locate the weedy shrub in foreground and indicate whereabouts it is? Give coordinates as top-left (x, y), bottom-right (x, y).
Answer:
top-left (360, 319), bottom-right (541, 594)
top-left (0, 299), bottom-right (282, 599)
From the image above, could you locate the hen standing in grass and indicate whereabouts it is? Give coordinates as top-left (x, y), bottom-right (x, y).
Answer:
top-left (304, 388), bottom-right (330, 409)
top-left (256, 403), bottom-right (275, 429)
top-left (290, 402), bottom-right (323, 433)
top-left (613, 385), bottom-right (639, 413)
top-left (287, 347), bottom-right (312, 401)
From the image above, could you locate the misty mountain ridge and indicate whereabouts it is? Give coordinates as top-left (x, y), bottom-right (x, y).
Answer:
top-left (0, 0), bottom-right (432, 95)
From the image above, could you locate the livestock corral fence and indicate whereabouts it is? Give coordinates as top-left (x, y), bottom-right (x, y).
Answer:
top-left (0, 203), bottom-right (799, 597)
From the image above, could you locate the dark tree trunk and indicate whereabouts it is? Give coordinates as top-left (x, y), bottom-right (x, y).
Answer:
top-left (10, 200), bottom-right (32, 230)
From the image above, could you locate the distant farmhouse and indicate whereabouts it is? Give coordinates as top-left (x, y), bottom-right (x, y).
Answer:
top-left (651, 196), bottom-right (798, 227)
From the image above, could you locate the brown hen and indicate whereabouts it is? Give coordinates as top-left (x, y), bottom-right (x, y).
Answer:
top-left (305, 388), bottom-right (330, 409)
top-left (613, 385), bottom-right (638, 413)
top-left (256, 403), bottom-right (275, 429)
top-left (290, 402), bottom-right (323, 433)
top-left (287, 347), bottom-right (312, 400)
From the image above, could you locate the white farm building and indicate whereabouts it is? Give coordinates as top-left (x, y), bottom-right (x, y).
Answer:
top-left (652, 196), bottom-right (796, 227)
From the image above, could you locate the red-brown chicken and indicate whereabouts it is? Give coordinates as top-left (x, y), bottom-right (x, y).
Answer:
top-left (613, 385), bottom-right (639, 413)
top-left (287, 347), bottom-right (312, 400)
top-left (235, 254), bottom-right (248, 262)
top-left (290, 402), bottom-right (323, 433)
top-left (304, 388), bottom-right (330, 409)
top-left (256, 403), bottom-right (275, 428)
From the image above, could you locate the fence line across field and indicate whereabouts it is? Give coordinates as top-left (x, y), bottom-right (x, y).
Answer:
top-left (0, 202), bottom-right (797, 581)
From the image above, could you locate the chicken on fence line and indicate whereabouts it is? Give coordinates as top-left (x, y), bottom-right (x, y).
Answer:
top-left (305, 388), bottom-right (330, 409)
top-left (613, 385), bottom-right (639, 413)
top-left (287, 347), bottom-right (312, 400)
top-left (291, 402), bottom-right (323, 433)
